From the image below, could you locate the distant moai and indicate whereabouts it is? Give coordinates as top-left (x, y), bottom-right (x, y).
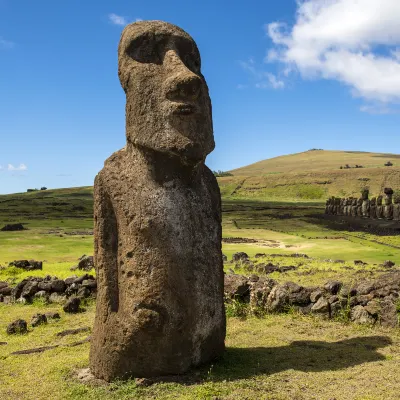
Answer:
top-left (361, 189), bottom-right (370, 218)
top-left (335, 197), bottom-right (341, 215)
top-left (325, 198), bottom-right (330, 214)
top-left (351, 198), bottom-right (358, 217)
top-left (376, 195), bottom-right (384, 219)
top-left (90, 21), bottom-right (226, 381)
top-left (356, 198), bottom-right (363, 217)
top-left (383, 188), bottom-right (394, 220)
top-left (370, 197), bottom-right (377, 219)
top-left (393, 194), bottom-right (400, 221)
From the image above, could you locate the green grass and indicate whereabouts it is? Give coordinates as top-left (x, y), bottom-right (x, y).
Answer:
top-left (1, 187), bottom-right (400, 399)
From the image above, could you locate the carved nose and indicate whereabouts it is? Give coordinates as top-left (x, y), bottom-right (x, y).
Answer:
top-left (166, 74), bottom-right (202, 102)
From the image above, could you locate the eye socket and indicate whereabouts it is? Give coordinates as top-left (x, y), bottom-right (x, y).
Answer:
top-left (126, 34), bottom-right (163, 65)
top-left (176, 39), bottom-right (201, 74)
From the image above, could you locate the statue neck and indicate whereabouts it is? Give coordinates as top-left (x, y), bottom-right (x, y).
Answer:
top-left (126, 143), bottom-right (203, 185)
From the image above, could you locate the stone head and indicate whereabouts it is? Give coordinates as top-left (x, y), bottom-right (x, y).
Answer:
top-left (352, 198), bottom-right (357, 206)
top-left (118, 20), bottom-right (214, 165)
top-left (370, 197), bottom-right (376, 206)
top-left (377, 195), bottom-right (383, 205)
top-left (361, 189), bottom-right (369, 200)
top-left (384, 196), bottom-right (392, 206)
top-left (357, 198), bottom-right (363, 206)
top-left (394, 194), bottom-right (400, 204)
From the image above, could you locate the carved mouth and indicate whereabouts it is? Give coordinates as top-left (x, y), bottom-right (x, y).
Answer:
top-left (171, 103), bottom-right (198, 116)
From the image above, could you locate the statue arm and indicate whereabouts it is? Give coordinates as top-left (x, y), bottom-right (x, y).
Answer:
top-left (94, 174), bottom-right (120, 313)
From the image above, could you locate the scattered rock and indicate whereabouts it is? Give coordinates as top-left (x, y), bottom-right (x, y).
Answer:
top-left (11, 345), bottom-right (59, 355)
top-left (324, 281), bottom-right (342, 295)
top-left (31, 313), bottom-right (47, 327)
top-left (232, 252), bottom-right (249, 262)
top-left (77, 255), bottom-right (94, 271)
top-left (63, 296), bottom-right (81, 313)
top-left (311, 297), bottom-right (329, 315)
top-left (45, 312), bottom-right (61, 320)
top-left (266, 285), bottom-right (289, 312)
top-left (7, 319), bottom-right (28, 335)
top-left (310, 289), bottom-right (323, 303)
top-left (380, 298), bottom-right (398, 328)
top-left (9, 260), bottom-right (42, 271)
top-left (57, 327), bottom-right (90, 337)
top-left (351, 305), bottom-right (375, 325)
top-left (1, 223), bottom-right (26, 231)
top-left (48, 292), bottom-right (67, 304)
top-left (224, 274), bottom-right (250, 301)
top-left (383, 260), bottom-right (395, 268)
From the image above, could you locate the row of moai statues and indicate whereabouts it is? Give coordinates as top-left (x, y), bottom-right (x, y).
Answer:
top-left (325, 188), bottom-right (400, 220)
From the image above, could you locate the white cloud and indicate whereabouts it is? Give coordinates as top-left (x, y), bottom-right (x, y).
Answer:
top-left (108, 13), bottom-right (128, 26)
top-left (239, 59), bottom-right (285, 90)
top-left (7, 164), bottom-right (27, 171)
top-left (266, 0), bottom-right (400, 106)
top-left (0, 37), bottom-right (14, 49)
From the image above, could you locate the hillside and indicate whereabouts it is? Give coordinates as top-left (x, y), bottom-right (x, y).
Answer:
top-left (219, 150), bottom-right (400, 201)
top-left (230, 149), bottom-right (400, 175)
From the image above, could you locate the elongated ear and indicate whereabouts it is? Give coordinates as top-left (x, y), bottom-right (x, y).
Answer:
top-left (94, 177), bottom-right (119, 313)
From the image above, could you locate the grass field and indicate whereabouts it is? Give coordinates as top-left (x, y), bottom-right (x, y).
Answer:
top-left (1, 187), bottom-right (400, 399)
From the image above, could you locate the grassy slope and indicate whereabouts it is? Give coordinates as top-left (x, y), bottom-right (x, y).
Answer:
top-left (219, 150), bottom-right (400, 201)
top-left (1, 187), bottom-right (400, 399)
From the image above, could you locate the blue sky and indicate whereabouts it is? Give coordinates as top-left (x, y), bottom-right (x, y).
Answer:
top-left (1, 0), bottom-right (400, 194)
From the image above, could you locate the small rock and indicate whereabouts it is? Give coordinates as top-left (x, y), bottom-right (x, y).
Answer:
top-left (324, 281), bottom-right (342, 295)
top-left (351, 305), bottom-right (375, 325)
top-left (31, 313), bottom-right (47, 327)
top-left (232, 252), bottom-right (249, 262)
top-left (51, 279), bottom-right (66, 293)
top-left (48, 292), bottom-right (67, 304)
top-left (310, 289), bottom-right (323, 303)
top-left (7, 319), bottom-right (28, 335)
top-left (380, 298), bottom-right (398, 328)
top-left (311, 297), bottom-right (329, 314)
top-left (34, 290), bottom-right (48, 299)
top-left (383, 260), bottom-right (395, 268)
top-left (63, 296), bottom-right (81, 313)
top-left (45, 312), bottom-right (61, 320)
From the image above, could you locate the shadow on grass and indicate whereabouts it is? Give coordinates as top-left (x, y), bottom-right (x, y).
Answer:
top-left (207, 335), bottom-right (391, 381)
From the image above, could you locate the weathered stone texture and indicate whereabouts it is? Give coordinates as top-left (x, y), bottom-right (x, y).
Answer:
top-left (89, 20), bottom-right (225, 381)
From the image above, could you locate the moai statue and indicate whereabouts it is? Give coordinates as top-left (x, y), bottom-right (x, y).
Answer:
top-left (339, 198), bottom-right (345, 215)
top-left (329, 197), bottom-right (335, 214)
top-left (331, 197), bottom-right (336, 215)
top-left (325, 198), bottom-right (330, 214)
top-left (376, 195), bottom-right (384, 219)
top-left (356, 198), bottom-right (363, 217)
top-left (383, 188), bottom-right (394, 220)
top-left (393, 194), bottom-right (400, 221)
top-left (361, 189), bottom-right (370, 218)
top-left (351, 198), bottom-right (358, 217)
top-left (90, 21), bottom-right (226, 381)
top-left (335, 197), bottom-right (341, 215)
top-left (370, 197), bottom-right (377, 219)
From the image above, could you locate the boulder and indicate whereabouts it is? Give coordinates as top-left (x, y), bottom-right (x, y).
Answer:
top-left (311, 297), bottom-right (329, 315)
top-left (351, 305), bottom-right (375, 325)
top-left (224, 274), bottom-right (250, 301)
top-left (266, 284), bottom-right (289, 312)
top-left (45, 312), bottom-right (61, 320)
top-left (31, 313), bottom-right (47, 327)
top-left (21, 281), bottom-right (39, 298)
top-left (63, 296), bottom-right (81, 313)
top-left (310, 289), bottom-right (323, 303)
top-left (34, 290), bottom-right (48, 300)
top-left (1, 223), bottom-right (26, 231)
top-left (9, 260), bottom-right (42, 271)
top-left (232, 252), bottom-right (249, 262)
top-left (324, 280), bottom-right (342, 295)
top-left (380, 298), bottom-right (398, 328)
top-left (51, 279), bottom-right (66, 293)
top-left (77, 256), bottom-right (94, 271)
top-left (7, 319), bottom-right (28, 335)
top-left (383, 260), bottom-right (395, 268)
top-left (49, 293), bottom-right (67, 304)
